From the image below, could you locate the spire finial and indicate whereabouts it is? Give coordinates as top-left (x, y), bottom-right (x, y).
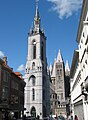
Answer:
top-left (36, 0), bottom-right (38, 10)
top-left (33, 0), bottom-right (40, 32)
top-left (35, 0), bottom-right (39, 17)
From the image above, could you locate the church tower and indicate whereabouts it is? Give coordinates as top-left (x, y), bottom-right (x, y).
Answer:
top-left (50, 50), bottom-right (66, 115)
top-left (55, 50), bottom-right (65, 102)
top-left (24, 0), bottom-right (50, 119)
top-left (51, 50), bottom-right (65, 102)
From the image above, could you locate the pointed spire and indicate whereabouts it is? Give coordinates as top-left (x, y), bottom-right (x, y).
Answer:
top-left (65, 60), bottom-right (70, 76)
top-left (35, 0), bottom-right (39, 19)
top-left (28, 0), bottom-right (45, 36)
top-left (65, 60), bottom-right (70, 72)
top-left (57, 49), bottom-right (63, 62)
top-left (51, 58), bottom-right (56, 78)
top-left (34, 0), bottom-right (40, 31)
top-left (49, 63), bottom-right (53, 76)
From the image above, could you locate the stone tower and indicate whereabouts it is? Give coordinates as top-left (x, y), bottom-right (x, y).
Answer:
top-left (24, 0), bottom-right (50, 119)
top-left (51, 50), bottom-right (65, 102)
top-left (50, 50), bottom-right (66, 115)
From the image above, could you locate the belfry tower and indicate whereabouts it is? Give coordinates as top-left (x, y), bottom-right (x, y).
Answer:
top-left (24, 0), bottom-right (50, 119)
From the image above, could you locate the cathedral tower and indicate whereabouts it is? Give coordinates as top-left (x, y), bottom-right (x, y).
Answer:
top-left (50, 50), bottom-right (66, 115)
top-left (51, 50), bottom-right (65, 102)
top-left (24, 0), bottom-right (50, 119)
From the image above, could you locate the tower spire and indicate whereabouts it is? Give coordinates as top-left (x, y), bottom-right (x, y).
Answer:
top-left (36, 0), bottom-right (38, 17)
top-left (57, 49), bottom-right (63, 62)
top-left (29, 0), bottom-right (45, 35)
top-left (33, 0), bottom-right (40, 33)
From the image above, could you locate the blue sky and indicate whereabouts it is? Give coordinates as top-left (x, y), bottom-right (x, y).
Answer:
top-left (0, 0), bottom-right (82, 74)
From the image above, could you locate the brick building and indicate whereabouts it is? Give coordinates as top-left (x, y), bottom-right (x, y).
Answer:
top-left (0, 57), bottom-right (26, 119)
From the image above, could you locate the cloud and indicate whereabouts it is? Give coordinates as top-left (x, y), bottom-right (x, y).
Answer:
top-left (0, 51), bottom-right (4, 58)
top-left (47, 0), bottom-right (82, 19)
top-left (17, 64), bottom-right (24, 71)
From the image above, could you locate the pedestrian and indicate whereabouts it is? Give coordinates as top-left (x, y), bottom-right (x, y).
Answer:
top-left (71, 115), bottom-right (73, 120)
top-left (74, 115), bottom-right (78, 120)
top-left (68, 115), bottom-right (73, 120)
top-left (68, 115), bottom-right (71, 120)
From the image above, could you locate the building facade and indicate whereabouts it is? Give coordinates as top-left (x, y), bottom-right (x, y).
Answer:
top-left (50, 50), bottom-right (70, 117)
top-left (70, 0), bottom-right (88, 120)
top-left (0, 57), bottom-right (25, 119)
top-left (24, 1), bottom-right (50, 119)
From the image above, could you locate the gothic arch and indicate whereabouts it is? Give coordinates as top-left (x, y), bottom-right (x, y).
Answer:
top-left (30, 106), bottom-right (36, 117)
top-left (28, 75), bottom-right (36, 86)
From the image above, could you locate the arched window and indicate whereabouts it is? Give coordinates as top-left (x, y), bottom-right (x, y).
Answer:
top-left (28, 75), bottom-right (36, 86)
top-left (32, 62), bottom-right (35, 70)
top-left (33, 40), bottom-right (36, 59)
top-left (41, 42), bottom-right (44, 60)
top-left (32, 88), bottom-right (35, 100)
top-left (30, 106), bottom-right (36, 117)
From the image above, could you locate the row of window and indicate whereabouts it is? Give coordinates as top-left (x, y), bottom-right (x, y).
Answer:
top-left (32, 62), bottom-right (44, 70)
top-left (56, 64), bottom-right (62, 69)
top-left (51, 101), bottom-right (60, 106)
top-left (50, 93), bottom-right (63, 100)
top-left (56, 69), bottom-right (62, 76)
top-left (25, 62), bottom-right (45, 74)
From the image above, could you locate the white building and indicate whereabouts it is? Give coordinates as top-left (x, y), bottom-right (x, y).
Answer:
top-left (24, 1), bottom-right (50, 119)
top-left (70, 0), bottom-right (88, 120)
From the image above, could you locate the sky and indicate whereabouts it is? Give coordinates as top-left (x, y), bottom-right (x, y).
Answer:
top-left (0, 0), bottom-right (82, 75)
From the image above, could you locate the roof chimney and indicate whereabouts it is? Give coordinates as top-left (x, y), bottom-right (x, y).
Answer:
top-left (3, 56), bottom-right (7, 65)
